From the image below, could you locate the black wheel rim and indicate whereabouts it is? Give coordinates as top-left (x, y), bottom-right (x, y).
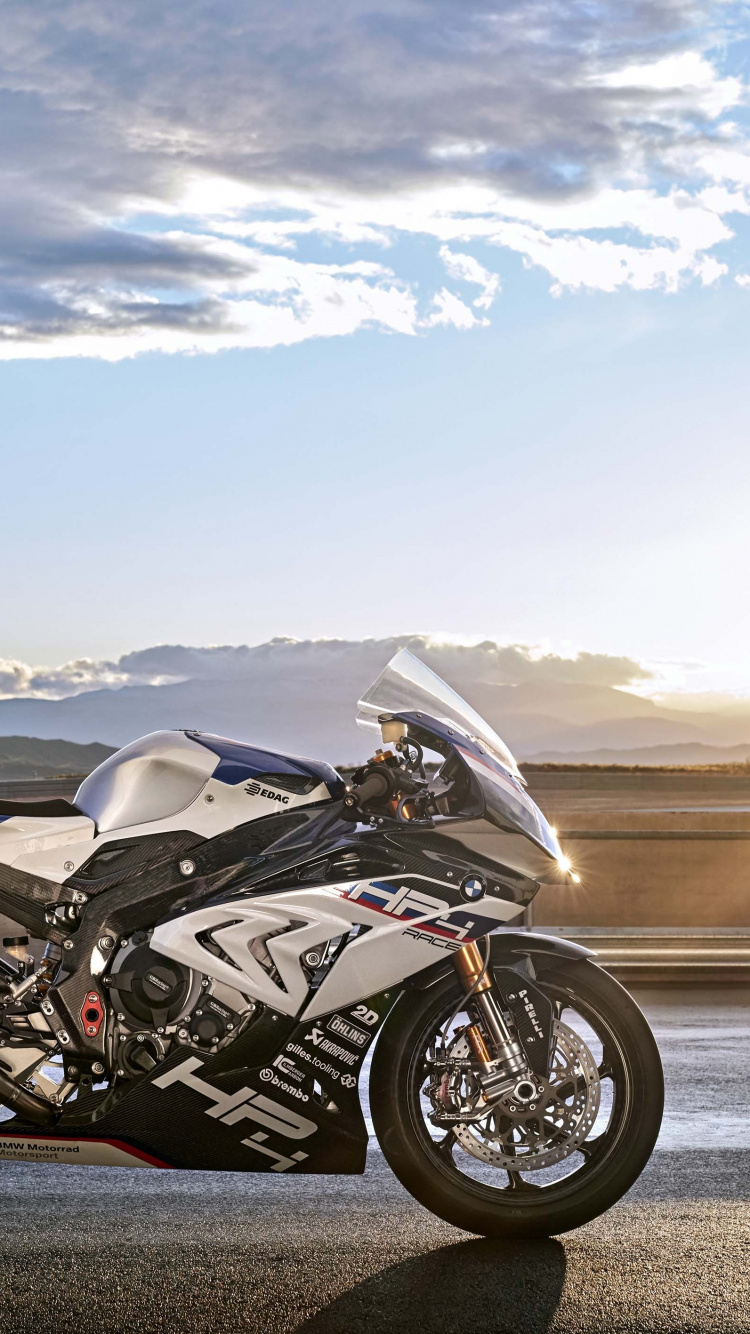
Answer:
top-left (406, 971), bottom-right (634, 1211)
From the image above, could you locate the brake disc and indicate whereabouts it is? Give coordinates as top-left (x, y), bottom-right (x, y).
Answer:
top-left (451, 1018), bottom-right (601, 1171)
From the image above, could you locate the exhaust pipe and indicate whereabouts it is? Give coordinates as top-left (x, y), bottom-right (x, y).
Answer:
top-left (0, 1066), bottom-right (59, 1126)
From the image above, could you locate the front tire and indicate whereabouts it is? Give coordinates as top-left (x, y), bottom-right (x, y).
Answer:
top-left (371, 955), bottom-right (663, 1238)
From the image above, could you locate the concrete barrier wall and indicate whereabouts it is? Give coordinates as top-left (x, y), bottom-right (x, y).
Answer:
top-left (532, 810), bottom-right (750, 927)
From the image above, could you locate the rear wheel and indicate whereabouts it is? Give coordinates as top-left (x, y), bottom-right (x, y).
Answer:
top-left (371, 956), bottom-right (663, 1237)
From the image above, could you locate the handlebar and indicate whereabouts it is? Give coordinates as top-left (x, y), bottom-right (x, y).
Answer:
top-left (343, 769), bottom-right (391, 809)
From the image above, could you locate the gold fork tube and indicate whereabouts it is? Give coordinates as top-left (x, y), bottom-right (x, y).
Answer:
top-left (453, 941), bottom-right (492, 994)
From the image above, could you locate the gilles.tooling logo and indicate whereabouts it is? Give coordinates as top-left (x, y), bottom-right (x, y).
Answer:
top-left (245, 781), bottom-right (290, 805)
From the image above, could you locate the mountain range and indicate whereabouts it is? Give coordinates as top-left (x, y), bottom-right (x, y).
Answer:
top-left (1, 638), bottom-right (749, 765)
top-left (0, 737), bottom-right (115, 780)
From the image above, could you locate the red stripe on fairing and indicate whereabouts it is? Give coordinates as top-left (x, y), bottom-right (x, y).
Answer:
top-left (0, 1132), bottom-right (173, 1168)
top-left (343, 887), bottom-right (481, 943)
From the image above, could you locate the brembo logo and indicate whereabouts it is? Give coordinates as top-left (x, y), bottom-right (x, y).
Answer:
top-left (260, 1069), bottom-right (309, 1102)
top-left (152, 1057), bottom-right (315, 1172)
top-left (245, 781), bottom-right (290, 805)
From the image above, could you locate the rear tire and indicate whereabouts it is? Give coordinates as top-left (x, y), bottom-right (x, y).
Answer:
top-left (371, 956), bottom-right (663, 1237)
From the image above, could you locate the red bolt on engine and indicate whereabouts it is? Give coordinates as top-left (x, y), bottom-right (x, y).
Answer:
top-left (80, 991), bottom-right (104, 1038)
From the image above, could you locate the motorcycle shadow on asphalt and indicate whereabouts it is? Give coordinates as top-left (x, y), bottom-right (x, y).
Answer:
top-left (294, 1236), bottom-right (566, 1334)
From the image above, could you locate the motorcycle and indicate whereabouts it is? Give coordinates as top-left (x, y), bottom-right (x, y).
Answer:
top-left (0, 649), bottom-right (663, 1237)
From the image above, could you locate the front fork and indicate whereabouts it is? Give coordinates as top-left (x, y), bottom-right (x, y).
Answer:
top-left (453, 941), bottom-right (528, 1100)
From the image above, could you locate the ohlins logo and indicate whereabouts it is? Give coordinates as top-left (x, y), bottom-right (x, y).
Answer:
top-left (153, 1057), bottom-right (315, 1172)
top-left (327, 1013), bottom-right (368, 1049)
top-left (245, 781), bottom-right (290, 805)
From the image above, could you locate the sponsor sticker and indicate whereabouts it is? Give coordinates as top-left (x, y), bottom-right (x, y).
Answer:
top-left (259, 1069), bottom-right (309, 1101)
top-left (327, 1014), bottom-right (369, 1048)
top-left (286, 1042), bottom-right (347, 1081)
top-left (245, 782), bottom-right (290, 805)
top-left (304, 1026), bottom-right (357, 1066)
top-left (273, 1054), bottom-right (304, 1083)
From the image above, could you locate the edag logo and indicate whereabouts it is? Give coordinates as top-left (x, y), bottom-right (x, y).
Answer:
top-left (245, 781), bottom-right (289, 805)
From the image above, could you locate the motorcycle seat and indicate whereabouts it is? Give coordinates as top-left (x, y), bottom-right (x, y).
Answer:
top-left (0, 799), bottom-right (83, 819)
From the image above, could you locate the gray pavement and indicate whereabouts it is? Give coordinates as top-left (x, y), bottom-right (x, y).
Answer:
top-left (1, 988), bottom-right (749, 1333)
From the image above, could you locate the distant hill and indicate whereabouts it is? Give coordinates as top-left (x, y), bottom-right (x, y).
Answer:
top-left (1, 639), bottom-right (750, 766)
top-left (0, 737), bottom-right (115, 780)
top-left (523, 743), bottom-right (750, 767)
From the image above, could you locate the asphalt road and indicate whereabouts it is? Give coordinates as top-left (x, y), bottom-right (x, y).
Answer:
top-left (1, 988), bottom-right (749, 1334)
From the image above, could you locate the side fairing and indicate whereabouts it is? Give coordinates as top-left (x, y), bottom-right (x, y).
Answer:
top-left (150, 874), bottom-right (522, 1022)
top-left (0, 992), bottom-right (400, 1175)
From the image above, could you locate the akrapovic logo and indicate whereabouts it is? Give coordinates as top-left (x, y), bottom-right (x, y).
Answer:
top-left (153, 1057), bottom-right (315, 1172)
top-left (304, 1027), bottom-right (357, 1066)
top-left (245, 781), bottom-right (290, 805)
top-left (327, 1013), bottom-right (368, 1048)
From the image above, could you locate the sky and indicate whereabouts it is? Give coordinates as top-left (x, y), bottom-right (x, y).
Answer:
top-left (3, 0), bottom-right (750, 701)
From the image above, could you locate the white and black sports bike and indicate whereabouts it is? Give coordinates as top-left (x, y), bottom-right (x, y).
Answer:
top-left (0, 650), bottom-right (662, 1237)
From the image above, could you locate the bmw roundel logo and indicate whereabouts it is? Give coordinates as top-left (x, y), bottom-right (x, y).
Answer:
top-left (461, 876), bottom-right (485, 902)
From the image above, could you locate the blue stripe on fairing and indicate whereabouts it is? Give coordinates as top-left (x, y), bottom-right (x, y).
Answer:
top-left (0, 815), bottom-right (12, 824)
top-left (185, 731), bottom-right (346, 797)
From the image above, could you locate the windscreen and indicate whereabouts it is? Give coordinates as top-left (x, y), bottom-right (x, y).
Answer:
top-left (356, 649), bottom-right (522, 781)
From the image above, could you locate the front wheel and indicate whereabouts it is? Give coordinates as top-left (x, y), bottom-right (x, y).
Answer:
top-left (370, 955), bottom-right (663, 1237)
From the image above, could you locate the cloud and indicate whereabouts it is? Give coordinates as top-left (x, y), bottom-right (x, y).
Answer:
top-left (0, 636), bottom-right (653, 701)
top-left (424, 288), bottom-right (484, 329)
top-left (438, 247), bottom-right (501, 309)
top-left (0, 1), bottom-right (749, 357)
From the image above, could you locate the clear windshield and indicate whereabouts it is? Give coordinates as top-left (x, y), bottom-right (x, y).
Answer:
top-left (356, 649), bottom-right (523, 781)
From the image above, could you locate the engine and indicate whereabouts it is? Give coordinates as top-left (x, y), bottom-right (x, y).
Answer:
top-left (106, 929), bottom-right (257, 1078)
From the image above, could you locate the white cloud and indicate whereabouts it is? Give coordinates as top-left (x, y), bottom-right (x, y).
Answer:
top-left (0, 1), bottom-right (748, 357)
top-left (486, 223), bottom-right (716, 295)
top-left (424, 288), bottom-right (484, 330)
top-left (438, 247), bottom-right (501, 309)
top-left (595, 51), bottom-right (742, 117)
top-left (0, 637), bottom-right (653, 700)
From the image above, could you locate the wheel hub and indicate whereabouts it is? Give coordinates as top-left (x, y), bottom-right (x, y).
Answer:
top-left (450, 1018), bottom-right (601, 1171)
